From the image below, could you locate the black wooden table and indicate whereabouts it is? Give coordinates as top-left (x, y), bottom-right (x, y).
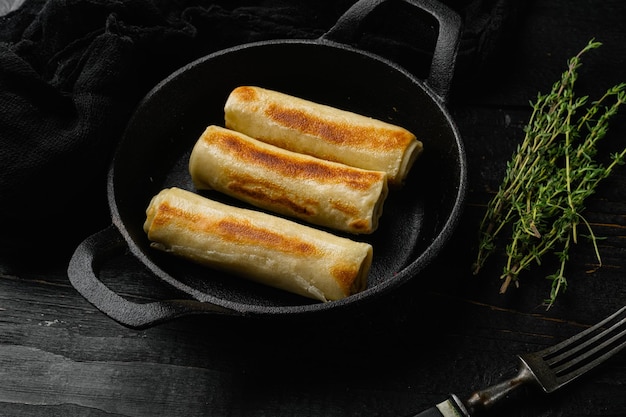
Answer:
top-left (1, 1), bottom-right (625, 416)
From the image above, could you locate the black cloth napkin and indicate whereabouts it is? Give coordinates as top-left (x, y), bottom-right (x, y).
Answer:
top-left (0, 0), bottom-right (522, 259)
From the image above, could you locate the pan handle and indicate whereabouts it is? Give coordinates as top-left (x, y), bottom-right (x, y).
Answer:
top-left (67, 225), bottom-right (239, 329)
top-left (321, 0), bottom-right (461, 102)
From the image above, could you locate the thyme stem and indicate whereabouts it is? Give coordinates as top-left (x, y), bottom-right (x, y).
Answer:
top-left (472, 39), bottom-right (626, 308)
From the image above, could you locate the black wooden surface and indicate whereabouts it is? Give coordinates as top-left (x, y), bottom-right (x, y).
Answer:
top-left (1, 0), bottom-right (626, 416)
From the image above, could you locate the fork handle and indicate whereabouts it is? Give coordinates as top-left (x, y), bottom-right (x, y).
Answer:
top-left (409, 395), bottom-right (470, 417)
top-left (410, 357), bottom-right (537, 417)
top-left (463, 357), bottom-right (537, 415)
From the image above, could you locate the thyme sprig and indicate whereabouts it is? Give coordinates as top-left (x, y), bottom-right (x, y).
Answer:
top-left (472, 39), bottom-right (626, 308)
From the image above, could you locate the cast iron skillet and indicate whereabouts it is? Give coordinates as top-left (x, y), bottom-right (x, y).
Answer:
top-left (68, 0), bottom-right (467, 328)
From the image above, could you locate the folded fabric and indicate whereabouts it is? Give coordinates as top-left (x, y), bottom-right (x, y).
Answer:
top-left (0, 0), bottom-right (345, 257)
top-left (0, 0), bottom-right (522, 258)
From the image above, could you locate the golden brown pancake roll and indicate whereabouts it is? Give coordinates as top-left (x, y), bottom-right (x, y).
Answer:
top-left (189, 125), bottom-right (388, 234)
top-left (143, 187), bottom-right (373, 302)
top-left (224, 86), bottom-right (423, 186)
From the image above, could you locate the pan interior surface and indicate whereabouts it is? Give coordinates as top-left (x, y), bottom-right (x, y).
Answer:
top-left (111, 40), bottom-right (465, 315)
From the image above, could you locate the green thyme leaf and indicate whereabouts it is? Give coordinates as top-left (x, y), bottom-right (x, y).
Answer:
top-left (472, 39), bottom-right (626, 309)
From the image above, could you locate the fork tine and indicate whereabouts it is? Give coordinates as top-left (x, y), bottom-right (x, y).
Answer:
top-left (540, 306), bottom-right (626, 358)
top-left (552, 318), bottom-right (626, 380)
top-left (541, 307), bottom-right (626, 386)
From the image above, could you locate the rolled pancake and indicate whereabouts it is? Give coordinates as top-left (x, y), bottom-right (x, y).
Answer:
top-left (143, 187), bottom-right (373, 302)
top-left (189, 125), bottom-right (388, 234)
top-left (224, 86), bottom-right (423, 185)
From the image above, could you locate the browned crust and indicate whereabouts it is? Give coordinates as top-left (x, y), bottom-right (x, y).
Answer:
top-left (206, 127), bottom-right (386, 191)
top-left (149, 200), bottom-right (320, 258)
top-left (144, 189), bottom-right (373, 299)
top-left (264, 103), bottom-right (416, 152)
top-left (190, 126), bottom-right (388, 234)
top-left (229, 86), bottom-right (417, 152)
top-left (225, 86), bottom-right (422, 185)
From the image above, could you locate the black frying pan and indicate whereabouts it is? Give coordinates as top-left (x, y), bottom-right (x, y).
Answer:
top-left (68, 0), bottom-right (467, 328)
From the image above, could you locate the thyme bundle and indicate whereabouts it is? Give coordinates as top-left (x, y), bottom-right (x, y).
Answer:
top-left (472, 40), bottom-right (626, 308)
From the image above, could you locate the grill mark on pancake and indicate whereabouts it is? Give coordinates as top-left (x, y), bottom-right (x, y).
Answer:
top-left (330, 262), bottom-right (361, 293)
top-left (226, 172), bottom-right (318, 217)
top-left (152, 202), bottom-right (319, 256)
top-left (206, 129), bottom-right (385, 191)
top-left (226, 174), bottom-right (368, 229)
top-left (232, 86), bottom-right (258, 101)
top-left (329, 199), bottom-right (368, 232)
top-left (264, 103), bottom-right (415, 151)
